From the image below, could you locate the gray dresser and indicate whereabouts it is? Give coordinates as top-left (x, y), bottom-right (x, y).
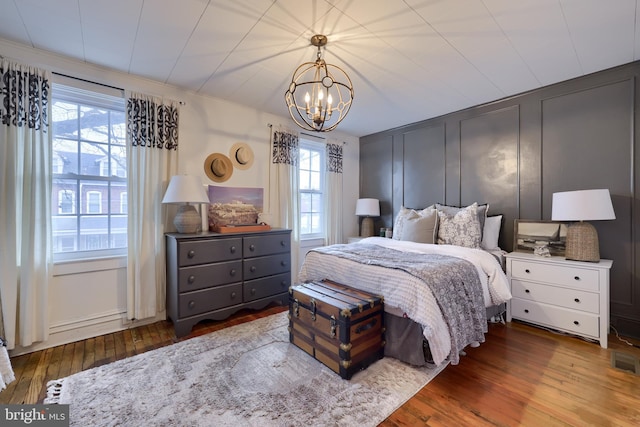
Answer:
top-left (166, 229), bottom-right (292, 337)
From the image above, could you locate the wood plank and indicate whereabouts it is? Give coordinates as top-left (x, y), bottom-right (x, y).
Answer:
top-left (1, 306), bottom-right (639, 427)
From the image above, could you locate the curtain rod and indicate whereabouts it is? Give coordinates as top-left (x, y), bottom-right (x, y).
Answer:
top-left (53, 71), bottom-right (124, 92)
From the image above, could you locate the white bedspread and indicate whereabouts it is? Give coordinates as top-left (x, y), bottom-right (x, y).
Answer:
top-left (297, 237), bottom-right (512, 366)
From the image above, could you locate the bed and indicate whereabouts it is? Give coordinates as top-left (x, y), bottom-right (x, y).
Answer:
top-left (297, 202), bottom-right (512, 367)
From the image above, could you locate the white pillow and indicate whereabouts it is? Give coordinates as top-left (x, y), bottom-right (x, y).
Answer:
top-left (481, 215), bottom-right (502, 250)
top-left (400, 209), bottom-right (438, 244)
top-left (436, 202), bottom-right (482, 248)
top-left (392, 205), bottom-right (435, 240)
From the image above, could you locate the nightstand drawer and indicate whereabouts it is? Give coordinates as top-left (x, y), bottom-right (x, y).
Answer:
top-left (511, 298), bottom-right (599, 338)
top-left (512, 279), bottom-right (599, 314)
top-left (510, 260), bottom-right (599, 291)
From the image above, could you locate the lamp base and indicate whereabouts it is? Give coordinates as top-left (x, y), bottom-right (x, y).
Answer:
top-left (360, 217), bottom-right (374, 237)
top-left (565, 221), bottom-right (600, 262)
top-left (174, 204), bottom-right (202, 234)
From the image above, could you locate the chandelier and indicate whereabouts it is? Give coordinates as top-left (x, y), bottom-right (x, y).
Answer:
top-left (285, 34), bottom-right (354, 132)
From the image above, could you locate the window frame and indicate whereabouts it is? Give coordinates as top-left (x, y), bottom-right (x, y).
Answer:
top-left (51, 78), bottom-right (127, 262)
top-left (298, 138), bottom-right (325, 240)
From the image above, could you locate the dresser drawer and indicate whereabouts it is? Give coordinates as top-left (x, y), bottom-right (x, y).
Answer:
top-left (244, 233), bottom-right (290, 258)
top-left (243, 272), bottom-right (291, 302)
top-left (512, 279), bottom-right (599, 314)
top-left (511, 298), bottom-right (599, 338)
top-left (179, 283), bottom-right (242, 317)
top-left (178, 260), bottom-right (242, 292)
top-left (244, 253), bottom-right (290, 280)
top-left (510, 260), bottom-right (599, 291)
top-left (178, 238), bottom-right (242, 266)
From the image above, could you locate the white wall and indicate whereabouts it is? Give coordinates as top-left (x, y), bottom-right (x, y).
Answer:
top-left (1, 39), bottom-right (360, 356)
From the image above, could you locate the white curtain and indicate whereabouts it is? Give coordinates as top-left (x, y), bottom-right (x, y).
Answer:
top-left (125, 92), bottom-right (178, 320)
top-left (324, 140), bottom-right (343, 245)
top-left (269, 128), bottom-right (300, 280)
top-left (0, 59), bottom-right (52, 353)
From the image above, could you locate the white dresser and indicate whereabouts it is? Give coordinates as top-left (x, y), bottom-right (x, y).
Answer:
top-left (505, 251), bottom-right (612, 348)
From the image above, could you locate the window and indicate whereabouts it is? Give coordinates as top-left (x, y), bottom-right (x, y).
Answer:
top-left (299, 139), bottom-right (325, 238)
top-left (51, 80), bottom-right (127, 260)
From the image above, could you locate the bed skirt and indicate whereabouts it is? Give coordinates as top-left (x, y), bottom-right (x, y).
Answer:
top-left (384, 303), bottom-right (506, 366)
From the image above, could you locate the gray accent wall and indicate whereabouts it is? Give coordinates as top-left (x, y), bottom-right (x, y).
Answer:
top-left (359, 61), bottom-right (640, 340)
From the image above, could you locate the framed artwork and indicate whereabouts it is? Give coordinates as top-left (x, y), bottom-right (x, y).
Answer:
top-left (207, 186), bottom-right (264, 230)
top-left (513, 219), bottom-right (570, 256)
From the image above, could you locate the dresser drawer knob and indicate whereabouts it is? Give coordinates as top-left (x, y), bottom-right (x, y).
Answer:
top-left (573, 320), bottom-right (580, 326)
top-left (281, 280), bottom-right (287, 287)
top-left (574, 298), bottom-right (580, 303)
top-left (525, 269), bottom-right (530, 274)
top-left (280, 240), bottom-right (286, 246)
top-left (188, 275), bottom-right (195, 284)
top-left (231, 292), bottom-right (237, 299)
top-left (281, 260), bottom-right (287, 267)
top-left (230, 246), bottom-right (236, 253)
top-left (250, 266), bottom-right (256, 273)
top-left (188, 301), bottom-right (195, 309)
top-left (525, 289), bottom-right (530, 294)
top-left (574, 276), bottom-right (580, 281)
top-left (249, 244), bottom-right (255, 251)
top-left (251, 288), bottom-right (256, 295)
top-left (524, 309), bottom-right (529, 314)
top-left (187, 250), bottom-right (195, 258)
top-left (230, 269), bottom-right (236, 276)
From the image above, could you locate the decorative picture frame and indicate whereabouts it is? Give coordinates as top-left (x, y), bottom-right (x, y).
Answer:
top-left (513, 219), bottom-right (570, 256)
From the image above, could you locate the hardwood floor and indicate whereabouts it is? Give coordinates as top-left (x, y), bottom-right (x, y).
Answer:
top-left (2, 305), bottom-right (639, 426)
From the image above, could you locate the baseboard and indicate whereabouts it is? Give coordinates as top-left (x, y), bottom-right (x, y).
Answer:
top-left (9, 310), bottom-right (166, 357)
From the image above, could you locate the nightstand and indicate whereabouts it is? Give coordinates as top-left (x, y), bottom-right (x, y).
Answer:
top-left (505, 251), bottom-right (612, 348)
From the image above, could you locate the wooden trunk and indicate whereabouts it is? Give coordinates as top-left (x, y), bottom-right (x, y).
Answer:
top-left (288, 280), bottom-right (385, 380)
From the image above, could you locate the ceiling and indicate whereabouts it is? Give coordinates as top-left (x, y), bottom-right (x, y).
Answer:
top-left (1, 0), bottom-right (638, 137)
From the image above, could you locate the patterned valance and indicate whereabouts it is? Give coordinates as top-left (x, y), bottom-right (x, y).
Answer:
top-left (326, 142), bottom-right (343, 174)
top-left (0, 59), bottom-right (50, 130)
top-left (126, 93), bottom-right (179, 150)
top-left (272, 130), bottom-right (299, 166)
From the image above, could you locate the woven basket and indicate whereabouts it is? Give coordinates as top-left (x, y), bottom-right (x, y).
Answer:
top-left (565, 222), bottom-right (600, 262)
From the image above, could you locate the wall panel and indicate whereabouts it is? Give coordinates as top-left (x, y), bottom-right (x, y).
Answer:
top-left (360, 61), bottom-right (640, 339)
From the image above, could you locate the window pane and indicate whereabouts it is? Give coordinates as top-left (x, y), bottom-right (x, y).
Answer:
top-left (111, 111), bottom-right (126, 145)
top-left (111, 215), bottom-right (128, 248)
top-left (80, 106), bottom-right (109, 143)
top-left (53, 139), bottom-right (79, 174)
top-left (80, 142), bottom-right (109, 176)
top-left (300, 213), bottom-right (311, 235)
top-left (52, 215), bottom-right (78, 253)
top-left (300, 148), bottom-right (310, 170)
top-left (111, 185), bottom-right (127, 214)
top-left (53, 179), bottom-right (78, 214)
top-left (310, 151), bottom-right (320, 171)
top-left (52, 102), bottom-right (78, 137)
top-left (310, 171), bottom-right (321, 191)
top-left (311, 213), bottom-right (322, 234)
top-left (300, 170), bottom-right (310, 190)
top-left (300, 192), bottom-right (311, 212)
top-left (311, 193), bottom-right (323, 213)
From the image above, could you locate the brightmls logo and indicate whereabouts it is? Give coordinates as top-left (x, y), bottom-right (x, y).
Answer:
top-left (1, 405), bottom-right (69, 426)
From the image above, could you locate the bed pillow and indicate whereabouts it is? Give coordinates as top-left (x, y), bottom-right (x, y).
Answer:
top-left (392, 205), bottom-right (435, 240)
top-left (399, 209), bottom-right (438, 244)
top-left (436, 202), bottom-right (488, 238)
top-left (481, 215), bottom-right (503, 250)
top-left (436, 202), bottom-right (482, 248)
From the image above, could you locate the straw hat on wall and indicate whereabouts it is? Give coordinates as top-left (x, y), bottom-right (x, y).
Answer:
top-left (204, 153), bottom-right (233, 182)
top-left (230, 142), bottom-right (254, 170)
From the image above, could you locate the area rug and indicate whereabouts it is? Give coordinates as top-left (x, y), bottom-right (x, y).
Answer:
top-left (45, 312), bottom-right (447, 426)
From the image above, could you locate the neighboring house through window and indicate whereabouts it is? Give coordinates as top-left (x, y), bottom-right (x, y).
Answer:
top-left (51, 79), bottom-right (127, 260)
top-left (299, 137), bottom-right (325, 239)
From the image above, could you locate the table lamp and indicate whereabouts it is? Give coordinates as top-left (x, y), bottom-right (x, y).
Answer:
top-left (551, 189), bottom-right (615, 262)
top-left (355, 198), bottom-right (380, 237)
top-left (162, 175), bottom-right (210, 233)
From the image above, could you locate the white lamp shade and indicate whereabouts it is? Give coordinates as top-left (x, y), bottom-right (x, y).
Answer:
top-left (355, 198), bottom-right (380, 217)
top-left (551, 189), bottom-right (615, 221)
top-left (162, 175), bottom-right (210, 204)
